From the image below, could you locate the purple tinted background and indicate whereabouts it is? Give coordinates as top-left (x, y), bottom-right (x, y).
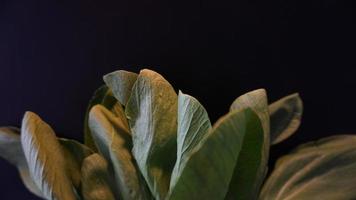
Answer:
top-left (0, 0), bottom-right (355, 199)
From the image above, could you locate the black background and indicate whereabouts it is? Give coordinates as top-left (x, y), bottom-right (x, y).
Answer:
top-left (0, 0), bottom-right (355, 199)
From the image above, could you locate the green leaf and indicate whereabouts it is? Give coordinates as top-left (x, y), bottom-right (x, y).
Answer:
top-left (230, 89), bottom-right (269, 135)
top-left (126, 69), bottom-right (178, 200)
top-left (227, 89), bottom-right (270, 199)
top-left (89, 104), bottom-right (151, 200)
top-left (169, 91), bottom-right (212, 190)
top-left (103, 70), bottom-right (138, 106)
top-left (0, 127), bottom-right (43, 198)
top-left (21, 112), bottom-right (77, 200)
top-left (169, 108), bottom-right (259, 200)
top-left (0, 127), bottom-right (22, 165)
top-left (260, 135), bottom-right (356, 200)
top-left (0, 127), bottom-right (94, 199)
top-left (59, 138), bottom-right (94, 190)
top-left (224, 113), bottom-right (264, 200)
top-left (269, 93), bottom-right (303, 145)
top-left (81, 153), bottom-right (115, 200)
top-left (84, 85), bottom-right (117, 151)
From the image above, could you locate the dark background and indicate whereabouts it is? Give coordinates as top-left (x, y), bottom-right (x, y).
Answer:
top-left (0, 0), bottom-right (355, 199)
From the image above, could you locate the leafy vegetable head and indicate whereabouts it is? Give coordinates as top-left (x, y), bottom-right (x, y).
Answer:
top-left (1, 68), bottom-right (355, 200)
